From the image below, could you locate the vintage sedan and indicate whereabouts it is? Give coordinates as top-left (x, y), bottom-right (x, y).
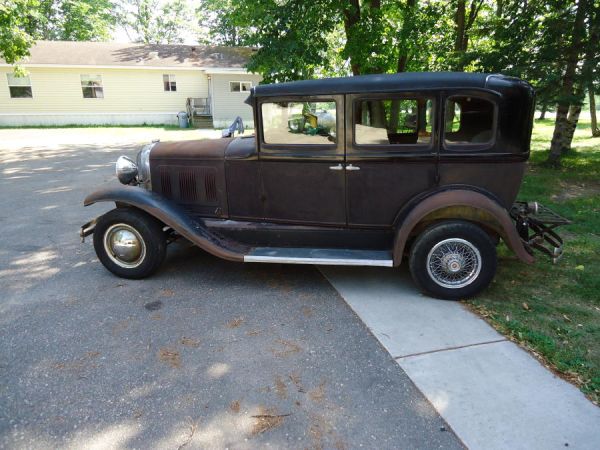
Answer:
top-left (81, 72), bottom-right (569, 299)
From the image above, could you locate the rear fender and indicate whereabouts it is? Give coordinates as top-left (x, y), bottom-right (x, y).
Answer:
top-left (392, 189), bottom-right (534, 266)
top-left (84, 185), bottom-right (244, 262)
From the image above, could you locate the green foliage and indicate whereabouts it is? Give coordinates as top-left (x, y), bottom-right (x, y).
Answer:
top-left (25, 0), bottom-right (116, 41)
top-left (0, 0), bottom-right (40, 66)
top-left (118, 0), bottom-right (193, 44)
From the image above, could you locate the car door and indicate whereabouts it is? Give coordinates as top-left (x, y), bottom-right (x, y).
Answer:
top-left (258, 95), bottom-right (346, 226)
top-left (344, 92), bottom-right (439, 227)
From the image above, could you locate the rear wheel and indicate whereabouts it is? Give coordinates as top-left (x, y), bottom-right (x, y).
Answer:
top-left (408, 220), bottom-right (497, 300)
top-left (93, 208), bottom-right (166, 279)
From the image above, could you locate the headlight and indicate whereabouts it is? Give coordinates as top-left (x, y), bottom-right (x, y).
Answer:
top-left (115, 156), bottom-right (138, 185)
top-left (136, 143), bottom-right (154, 189)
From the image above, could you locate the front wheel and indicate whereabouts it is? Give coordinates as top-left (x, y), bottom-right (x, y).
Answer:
top-left (93, 208), bottom-right (166, 279)
top-left (408, 220), bottom-right (497, 300)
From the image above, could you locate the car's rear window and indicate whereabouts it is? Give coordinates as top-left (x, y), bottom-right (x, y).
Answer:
top-left (444, 96), bottom-right (495, 146)
top-left (261, 101), bottom-right (337, 145)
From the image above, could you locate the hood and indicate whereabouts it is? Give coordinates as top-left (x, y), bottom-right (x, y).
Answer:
top-left (150, 138), bottom-right (232, 160)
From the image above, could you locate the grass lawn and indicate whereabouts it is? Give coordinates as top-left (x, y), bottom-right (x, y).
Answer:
top-left (466, 118), bottom-right (600, 404)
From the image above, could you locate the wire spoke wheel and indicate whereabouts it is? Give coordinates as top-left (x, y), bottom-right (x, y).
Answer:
top-left (426, 238), bottom-right (482, 289)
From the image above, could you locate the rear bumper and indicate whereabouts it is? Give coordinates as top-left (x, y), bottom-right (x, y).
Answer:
top-left (510, 202), bottom-right (571, 263)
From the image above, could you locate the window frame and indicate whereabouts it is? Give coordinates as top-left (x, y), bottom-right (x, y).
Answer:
top-left (441, 92), bottom-right (499, 152)
top-left (229, 81), bottom-right (253, 93)
top-left (350, 92), bottom-right (436, 154)
top-left (6, 73), bottom-right (33, 99)
top-left (163, 74), bottom-right (177, 92)
top-left (80, 74), bottom-right (104, 99)
top-left (258, 95), bottom-right (344, 160)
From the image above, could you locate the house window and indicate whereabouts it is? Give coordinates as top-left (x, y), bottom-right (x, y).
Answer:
top-left (6, 73), bottom-right (32, 98)
top-left (261, 100), bottom-right (337, 145)
top-left (229, 81), bottom-right (252, 93)
top-left (444, 96), bottom-right (495, 145)
top-left (163, 74), bottom-right (177, 92)
top-left (354, 97), bottom-right (433, 146)
top-left (81, 75), bottom-right (104, 98)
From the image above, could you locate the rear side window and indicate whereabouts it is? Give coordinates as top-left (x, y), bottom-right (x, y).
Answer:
top-left (354, 98), bottom-right (433, 147)
top-left (261, 101), bottom-right (337, 145)
top-left (444, 96), bottom-right (495, 145)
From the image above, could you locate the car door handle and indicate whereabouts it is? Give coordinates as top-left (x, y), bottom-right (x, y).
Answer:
top-left (329, 164), bottom-right (344, 171)
top-left (346, 164), bottom-right (360, 171)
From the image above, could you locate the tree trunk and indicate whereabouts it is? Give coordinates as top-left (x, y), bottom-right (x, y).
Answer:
top-left (343, 0), bottom-right (362, 75)
top-left (539, 103), bottom-right (548, 120)
top-left (454, 0), bottom-right (467, 71)
top-left (562, 103), bottom-right (583, 153)
top-left (590, 84), bottom-right (600, 137)
top-left (546, 0), bottom-right (588, 166)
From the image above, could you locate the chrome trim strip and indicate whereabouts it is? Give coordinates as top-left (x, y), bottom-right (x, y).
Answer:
top-left (243, 255), bottom-right (393, 267)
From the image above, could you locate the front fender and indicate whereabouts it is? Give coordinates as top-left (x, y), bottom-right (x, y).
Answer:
top-left (392, 189), bottom-right (534, 266)
top-left (84, 185), bottom-right (244, 262)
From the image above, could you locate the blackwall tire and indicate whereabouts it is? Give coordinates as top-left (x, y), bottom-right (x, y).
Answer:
top-left (93, 208), bottom-right (166, 279)
top-left (408, 220), bottom-right (497, 300)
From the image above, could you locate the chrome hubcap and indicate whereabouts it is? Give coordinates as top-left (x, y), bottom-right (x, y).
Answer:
top-left (426, 238), bottom-right (481, 289)
top-left (103, 223), bottom-right (146, 268)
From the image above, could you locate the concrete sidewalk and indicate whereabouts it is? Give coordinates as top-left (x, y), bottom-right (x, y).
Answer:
top-left (321, 266), bottom-right (600, 450)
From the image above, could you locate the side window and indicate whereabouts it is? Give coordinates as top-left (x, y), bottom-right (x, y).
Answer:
top-left (261, 100), bottom-right (337, 145)
top-left (81, 75), bottom-right (104, 98)
top-left (354, 98), bottom-right (433, 146)
top-left (163, 74), bottom-right (177, 92)
top-left (230, 81), bottom-right (252, 93)
top-left (444, 96), bottom-right (495, 145)
top-left (6, 73), bottom-right (33, 98)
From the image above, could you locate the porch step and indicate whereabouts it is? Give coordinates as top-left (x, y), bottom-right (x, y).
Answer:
top-left (191, 116), bottom-right (214, 129)
top-left (244, 247), bottom-right (393, 267)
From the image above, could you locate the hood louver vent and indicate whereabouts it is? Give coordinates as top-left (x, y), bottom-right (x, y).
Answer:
top-left (179, 170), bottom-right (198, 202)
top-left (204, 173), bottom-right (217, 202)
top-left (157, 166), bottom-right (219, 206)
top-left (159, 167), bottom-right (172, 198)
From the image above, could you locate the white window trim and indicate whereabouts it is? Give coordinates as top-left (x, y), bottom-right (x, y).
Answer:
top-left (229, 81), bottom-right (253, 93)
top-left (6, 73), bottom-right (33, 99)
top-left (80, 74), bottom-right (104, 99)
top-left (163, 74), bottom-right (177, 92)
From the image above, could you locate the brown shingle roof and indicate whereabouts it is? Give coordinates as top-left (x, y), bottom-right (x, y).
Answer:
top-left (2, 41), bottom-right (254, 69)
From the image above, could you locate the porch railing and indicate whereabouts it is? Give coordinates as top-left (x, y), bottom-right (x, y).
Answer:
top-left (186, 97), bottom-right (211, 117)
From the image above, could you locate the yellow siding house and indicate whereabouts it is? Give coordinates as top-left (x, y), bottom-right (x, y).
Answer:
top-left (0, 41), bottom-right (262, 127)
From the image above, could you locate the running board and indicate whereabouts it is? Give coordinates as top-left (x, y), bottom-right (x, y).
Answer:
top-left (244, 247), bottom-right (393, 267)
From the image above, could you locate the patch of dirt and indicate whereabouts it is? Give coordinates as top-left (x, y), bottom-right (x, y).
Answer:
top-left (302, 306), bottom-right (314, 318)
top-left (158, 348), bottom-right (181, 368)
top-left (226, 317), bottom-right (244, 328)
top-left (179, 337), bottom-right (200, 348)
top-left (270, 339), bottom-right (302, 357)
top-left (53, 351), bottom-right (100, 373)
top-left (229, 400), bottom-right (241, 414)
top-left (111, 319), bottom-right (130, 335)
top-left (160, 289), bottom-right (175, 297)
top-left (551, 181), bottom-right (600, 202)
top-left (288, 373), bottom-right (306, 393)
top-left (274, 376), bottom-right (287, 399)
top-left (245, 329), bottom-right (261, 336)
top-left (250, 407), bottom-right (289, 435)
top-left (308, 381), bottom-right (326, 403)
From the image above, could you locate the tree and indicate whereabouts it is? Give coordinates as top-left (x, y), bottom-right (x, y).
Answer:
top-left (118, 0), bottom-right (193, 44)
top-left (547, 0), bottom-right (590, 166)
top-left (0, 0), bottom-right (39, 68)
top-left (24, 0), bottom-right (116, 41)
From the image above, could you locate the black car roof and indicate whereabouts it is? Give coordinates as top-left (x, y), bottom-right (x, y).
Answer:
top-left (249, 72), bottom-right (501, 100)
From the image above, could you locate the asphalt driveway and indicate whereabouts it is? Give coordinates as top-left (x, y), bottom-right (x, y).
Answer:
top-left (0, 132), bottom-right (462, 449)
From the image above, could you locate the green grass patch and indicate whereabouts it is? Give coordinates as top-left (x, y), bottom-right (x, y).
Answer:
top-left (467, 118), bottom-right (600, 404)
